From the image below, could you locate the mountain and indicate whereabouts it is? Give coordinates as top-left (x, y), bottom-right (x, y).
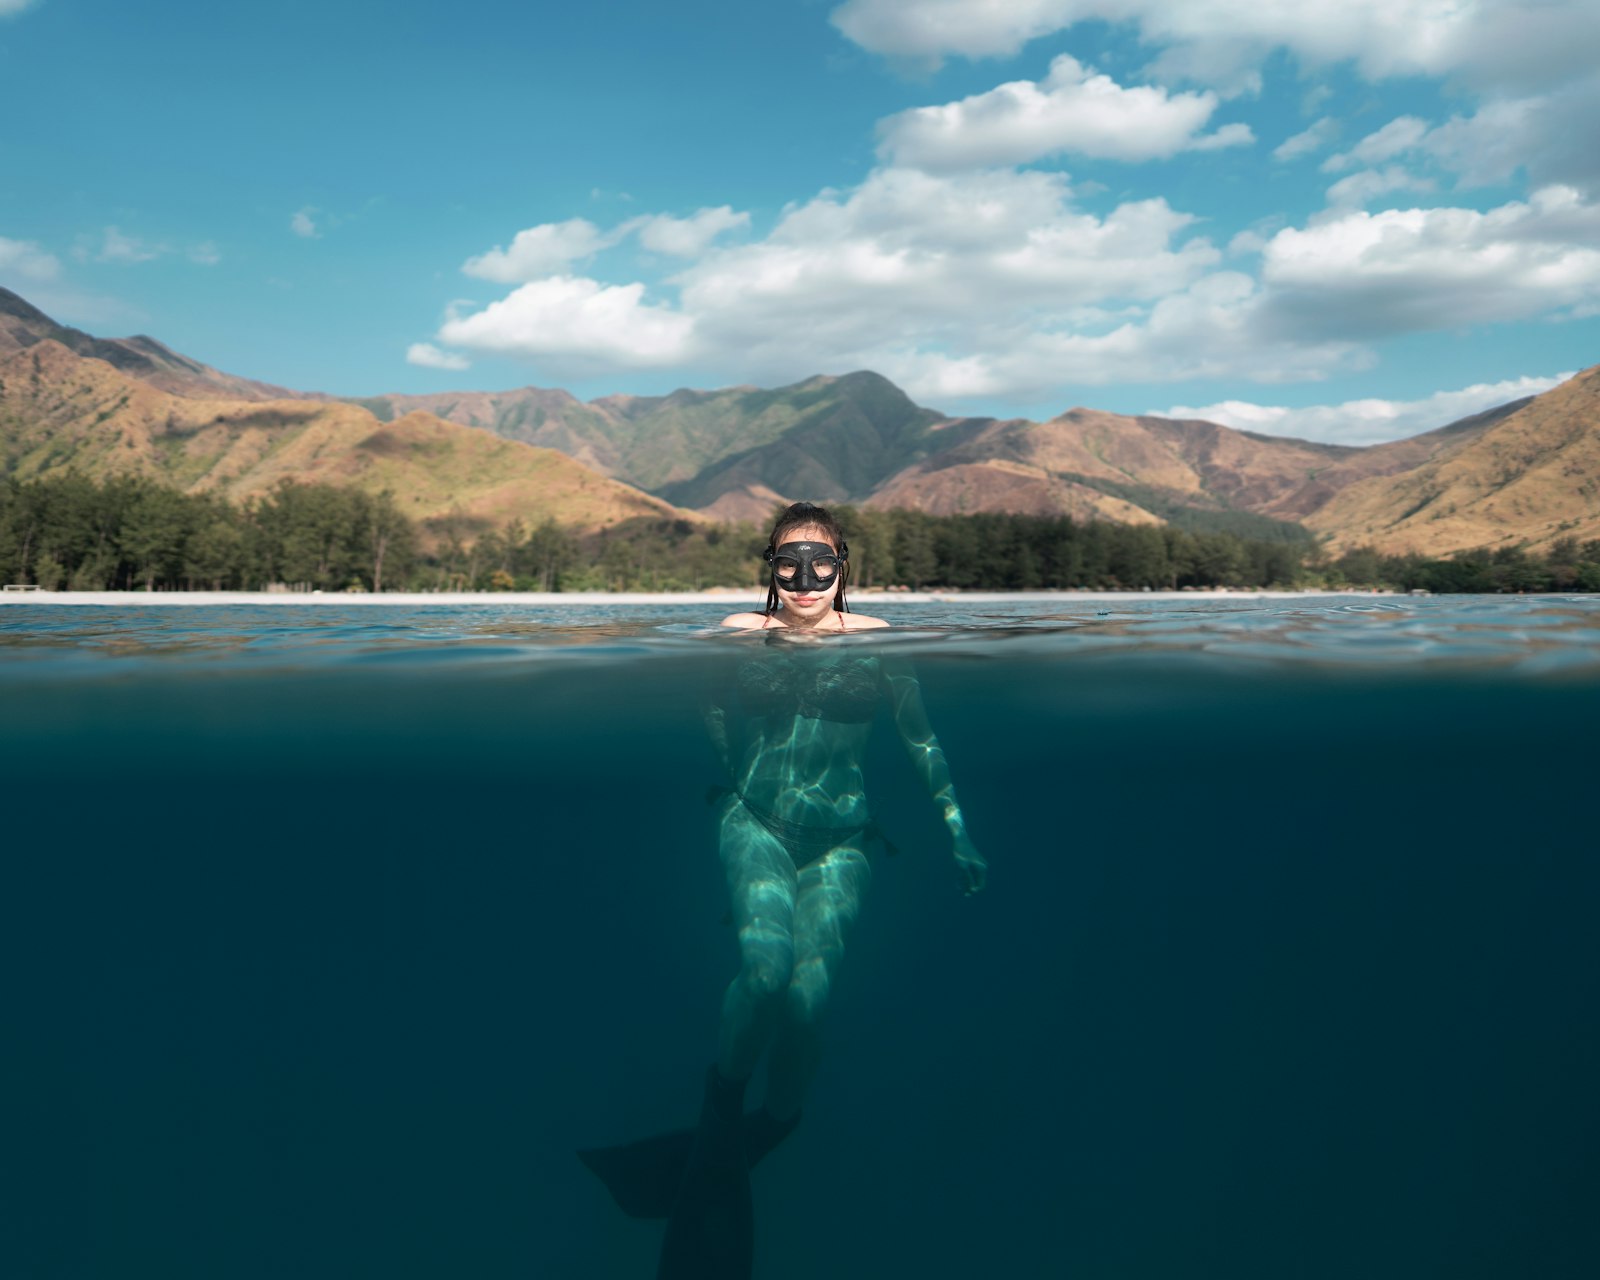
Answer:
top-left (0, 339), bottom-right (682, 534)
top-left (3, 288), bottom-right (1593, 553)
top-left (365, 370), bottom-right (972, 521)
top-left (0, 286), bottom-right (317, 402)
top-left (1305, 367), bottom-right (1600, 553)
top-left (859, 405), bottom-right (1510, 544)
top-left (351, 386), bottom-right (625, 477)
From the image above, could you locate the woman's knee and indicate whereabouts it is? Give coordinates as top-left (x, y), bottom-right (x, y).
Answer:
top-left (785, 957), bottom-right (832, 1028)
top-left (737, 933), bottom-right (795, 1003)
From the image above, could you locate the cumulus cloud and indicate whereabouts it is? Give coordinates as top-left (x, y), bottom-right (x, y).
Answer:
top-left (831, 0), bottom-right (1077, 66)
top-left (438, 276), bottom-right (695, 372)
top-left (405, 342), bottom-right (472, 372)
top-left (1161, 372), bottom-right (1575, 445)
top-left (1274, 118), bottom-right (1340, 163)
top-left (1322, 166), bottom-right (1434, 212)
top-left (868, 270), bottom-right (1365, 404)
top-left (1260, 185), bottom-right (1600, 339)
top-left (463, 207), bottom-right (749, 282)
top-left (461, 219), bottom-right (610, 282)
top-left (1323, 86), bottom-right (1600, 196)
top-left (1322, 117), bottom-right (1430, 174)
top-left (636, 206), bottom-right (749, 257)
top-left (878, 55), bottom-right (1252, 170)
top-left (670, 168), bottom-right (1225, 376)
top-left (428, 160), bottom-right (1600, 406)
top-left (433, 166), bottom-right (1375, 400)
top-left (290, 208), bottom-right (320, 239)
top-left (0, 234), bottom-right (60, 282)
top-left (831, 1), bottom-right (1600, 94)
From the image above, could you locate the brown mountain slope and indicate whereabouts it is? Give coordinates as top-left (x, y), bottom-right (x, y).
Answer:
top-left (1307, 366), bottom-right (1600, 553)
top-left (0, 341), bottom-right (683, 533)
top-left (352, 386), bottom-right (626, 477)
top-left (867, 457), bottom-right (1162, 524)
top-left (862, 397), bottom-right (1527, 536)
top-left (0, 286), bottom-right (317, 402)
top-left (370, 371), bottom-right (963, 515)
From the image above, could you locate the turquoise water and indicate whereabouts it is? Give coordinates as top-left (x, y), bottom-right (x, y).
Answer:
top-left (5, 596), bottom-right (1599, 1279)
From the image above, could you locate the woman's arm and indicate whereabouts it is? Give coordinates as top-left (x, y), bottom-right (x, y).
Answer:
top-left (704, 694), bottom-right (734, 779)
top-left (881, 656), bottom-right (987, 895)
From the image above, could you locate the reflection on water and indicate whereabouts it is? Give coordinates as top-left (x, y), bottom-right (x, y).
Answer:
top-left (4, 596), bottom-right (1599, 1279)
top-left (3, 595), bottom-right (1600, 675)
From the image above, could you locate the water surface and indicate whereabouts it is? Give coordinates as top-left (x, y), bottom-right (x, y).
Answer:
top-left (5, 596), bottom-right (1598, 1279)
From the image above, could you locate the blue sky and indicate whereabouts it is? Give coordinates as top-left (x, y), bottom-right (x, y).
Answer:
top-left (3, 0), bottom-right (1598, 444)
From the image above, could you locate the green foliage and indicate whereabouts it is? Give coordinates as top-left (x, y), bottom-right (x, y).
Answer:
top-left (0, 474), bottom-right (419, 591)
top-left (8, 473), bottom-right (1596, 594)
top-left (1321, 541), bottom-right (1600, 593)
top-left (1056, 473), bottom-right (1318, 545)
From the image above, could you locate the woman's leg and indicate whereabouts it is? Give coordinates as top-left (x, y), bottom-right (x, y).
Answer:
top-left (762, 843), bottom-right (871, 1120)
top-left (716, 802), bottom-right (799, 1083)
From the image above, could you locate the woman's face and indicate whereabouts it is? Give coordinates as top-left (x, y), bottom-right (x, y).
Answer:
top-left (771, 526), bottom-right (841, 625)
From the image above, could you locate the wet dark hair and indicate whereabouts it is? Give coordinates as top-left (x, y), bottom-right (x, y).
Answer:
top-left (763, 501), bottom-right (850, 616)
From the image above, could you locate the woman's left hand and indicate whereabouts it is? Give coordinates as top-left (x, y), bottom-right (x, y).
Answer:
top-left (953, 834), bottom-right (988, 897)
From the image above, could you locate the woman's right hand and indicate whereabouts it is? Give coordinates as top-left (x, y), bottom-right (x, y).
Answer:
top-left (953, 834), bottom-right (988, 897)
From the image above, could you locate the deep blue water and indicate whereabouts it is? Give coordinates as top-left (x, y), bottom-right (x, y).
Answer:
top-left (4, 596), bottom-right (1599, 1279)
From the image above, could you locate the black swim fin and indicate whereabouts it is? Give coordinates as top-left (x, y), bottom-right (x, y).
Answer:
top-left (578, 1102), bottom-right (799, 1219)
top-left (658, 1067), bottom-right (752, 1280)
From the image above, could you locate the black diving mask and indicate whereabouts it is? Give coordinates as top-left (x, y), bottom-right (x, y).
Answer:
top-left (765, 541), bottom-right (844, 593)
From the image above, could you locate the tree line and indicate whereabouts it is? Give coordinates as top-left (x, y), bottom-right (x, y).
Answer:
top-left (5, 473), bottom-right (1599, 593)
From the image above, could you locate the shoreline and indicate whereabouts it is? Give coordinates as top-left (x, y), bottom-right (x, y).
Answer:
top-left (1, 588), bottom-right (1396, 606)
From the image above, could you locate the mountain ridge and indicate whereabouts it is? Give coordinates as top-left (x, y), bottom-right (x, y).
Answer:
top-left (0, 337), bottom-right (683, 537)
top-left (1, 288), bottom-right (1592, 554)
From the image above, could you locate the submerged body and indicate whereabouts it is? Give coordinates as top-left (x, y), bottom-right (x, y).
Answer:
top-left (588, 503), bottom-right (984, 1279)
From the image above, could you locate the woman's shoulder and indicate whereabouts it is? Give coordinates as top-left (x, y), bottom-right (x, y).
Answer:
top-left (720, 611), bottom-right (769, 630)
top-left (841, 613), bottom-right (890, 630)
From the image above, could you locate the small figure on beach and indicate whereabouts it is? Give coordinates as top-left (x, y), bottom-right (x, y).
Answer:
top-left (580, 502), bottom-right (986, 1278)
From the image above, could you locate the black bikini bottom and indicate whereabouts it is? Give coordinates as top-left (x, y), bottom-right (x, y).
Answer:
top-left (708, 785), bottom-right (898, 870)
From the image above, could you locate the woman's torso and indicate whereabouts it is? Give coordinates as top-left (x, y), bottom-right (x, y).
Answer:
top-left (727, 645), bottom-right (881, 829)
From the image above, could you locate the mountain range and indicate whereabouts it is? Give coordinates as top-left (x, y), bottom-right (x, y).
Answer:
top-left (3, 285), bottom-right (1595, 554)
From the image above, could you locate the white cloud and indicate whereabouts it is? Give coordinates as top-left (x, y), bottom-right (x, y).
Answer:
top-left (424, 86), bottom-right (1600, 407)
top-left (464, 207), bottom-right (749, 281)
top-left (1322, 117), bottom-right (1430, 173)
top-left (673, 169), bottom-right (1223, 364)
top-left (831, 0), bottom-right (1078, 66)
top-left (429, 158), bottom-right (1590, 403)
top-left (96, 226), bottom-right (160, 264)
top-left (1274, 117), bottom-right (1339, 162)
top-left (0, 0), bottom-right (39, 16)
top-left (1322, 166), bottom-right (1434, 212)
top-left (437, 275), bottom-right (695, 371)
top-left (872, 270), bottom-right (1366, 404)
top-left (1329, 86), bottom-right (1600, 195)
top-left (290, 208), bottom-right (320, 239)
top-left (879, 55), bottom-right (1251, 170)
top-left (1161, 372), bottom-right (1575, 445)
top-left (436, 167), bottom-right (1279, 394)
top-left (1260, 186), bottom-right (1600, 338)
top-left (461, 219), bottom-right (611, 282)
top-left (405, 342), bottom-right (471, 372)
top-left (636, 206), bottom-right (749, 257)
top-left (831, 1), bottom-right (1600, 94)
top-left (0, 234), bottom-right (61, 282)
top-left (188, 242), bottom-right (221, 266)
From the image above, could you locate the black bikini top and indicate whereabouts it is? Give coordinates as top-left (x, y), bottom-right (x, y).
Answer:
top-left (734, 650), bottom-right (880, 724)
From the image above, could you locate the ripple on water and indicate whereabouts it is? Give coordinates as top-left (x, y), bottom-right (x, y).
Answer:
top-left (1, 595), bottom-right (1598, 679)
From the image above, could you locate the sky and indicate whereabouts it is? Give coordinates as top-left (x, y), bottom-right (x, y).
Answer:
top-left (3, 0), bottom-right (1599, 445)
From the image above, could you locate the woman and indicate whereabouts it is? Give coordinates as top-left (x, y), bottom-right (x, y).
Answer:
top-left (583, 503), bottom-right (986, 1279)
